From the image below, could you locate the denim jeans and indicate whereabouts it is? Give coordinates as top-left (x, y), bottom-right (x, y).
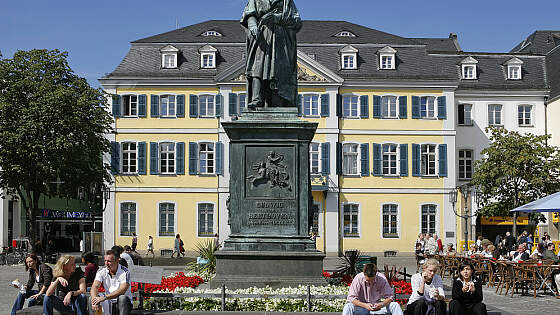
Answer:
top-left (43, 293), bottom-right (87, 315)
top-left (88, 294), bottom-right (132, 315)
top-left (342, 302), bottom-right (404, 315)
top-left (11, 289), bottom-right (39, 315)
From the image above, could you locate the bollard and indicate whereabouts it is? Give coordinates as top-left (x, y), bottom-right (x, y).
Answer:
top-left (138, 283), bottom-right (144, 310)
top-left (306, 285), bottom-right (311, 312)
top-left (221, 284), bottom-right (226, 311)
top-left (403, 267), bottom-right (407, 282)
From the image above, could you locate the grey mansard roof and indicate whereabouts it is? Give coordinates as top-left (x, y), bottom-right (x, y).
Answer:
top-left (104, 20), bottom-right (547, 91)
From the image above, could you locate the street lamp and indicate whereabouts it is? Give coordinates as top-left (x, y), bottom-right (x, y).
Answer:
top-left (450, 184), bottom-right (477, 251)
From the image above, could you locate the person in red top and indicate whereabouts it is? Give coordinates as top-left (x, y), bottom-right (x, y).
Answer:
top-left (436, 235), bottom-right (444, 254)
top-left (81, 252), bottom-right (98, 288)
top-left (343, 263), bottom-right (403, 315)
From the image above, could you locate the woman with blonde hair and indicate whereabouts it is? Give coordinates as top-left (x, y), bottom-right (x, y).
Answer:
top-left (43, 255), bottom-right (87, 315)
top-left (406, 259), bottom-right (446, 315)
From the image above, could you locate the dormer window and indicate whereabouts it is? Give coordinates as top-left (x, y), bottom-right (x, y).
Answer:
top-left (199, 44), bottom-right (217, 69)
top-left (505, 57), bottom-right (523, 80)
top-left (335, 31), bottom-right (356, 37)
top-left (340, 45), bottom-right (358, 70)
top-left (201, 30), bottom-right (222, 37)
top-left (160, 45), bottom-right (179, 69)
top-left (460, 56), bottom-right (478, 80)
top-left (378, 46), bottom-right (396, 70)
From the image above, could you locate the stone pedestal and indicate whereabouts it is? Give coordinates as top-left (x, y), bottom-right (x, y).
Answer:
top-left (211, 107), bottom-right (325, 289)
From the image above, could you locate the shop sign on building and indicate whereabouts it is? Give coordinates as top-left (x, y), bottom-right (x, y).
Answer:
top-left (41, 209), bottom-right (92, 220)
top-left (480, 216), bottom-right (529, 225)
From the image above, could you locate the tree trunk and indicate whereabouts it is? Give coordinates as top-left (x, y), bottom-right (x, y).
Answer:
top-left (512, 197), bottom-right (518, 239)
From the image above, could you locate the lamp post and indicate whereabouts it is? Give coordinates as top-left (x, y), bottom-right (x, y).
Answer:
top-left (450, 184), bottom-right (477, 251)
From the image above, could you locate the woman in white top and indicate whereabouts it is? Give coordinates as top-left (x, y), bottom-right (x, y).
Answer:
top-left (406, 259), bottom-right (446, 315)
top-left (146, 235), bottom-right (154, 258)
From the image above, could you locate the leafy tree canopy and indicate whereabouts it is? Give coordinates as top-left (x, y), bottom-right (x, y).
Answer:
top-left (472, 127), bottom-right (560, 221)
top-left (0, 49), bottom-right (113, 247)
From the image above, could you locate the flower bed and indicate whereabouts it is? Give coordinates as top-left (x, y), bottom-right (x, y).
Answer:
top-left (144, 285), bottom-right (349, 312)
top-left (131, 272), bottom-right (204, 293)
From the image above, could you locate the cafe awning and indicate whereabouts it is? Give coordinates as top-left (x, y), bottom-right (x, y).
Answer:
top-left (510, 191), bottom-right (560, 213)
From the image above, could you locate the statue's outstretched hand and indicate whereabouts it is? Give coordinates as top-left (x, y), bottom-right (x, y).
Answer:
top-left (248, 17), bottom-right (258, 37)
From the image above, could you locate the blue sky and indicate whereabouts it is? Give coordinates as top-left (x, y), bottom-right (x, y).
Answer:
top-left (1, 0), bottom-right (559, 88)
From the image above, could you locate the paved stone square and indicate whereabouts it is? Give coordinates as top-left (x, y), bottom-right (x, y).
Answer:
top-left (1, 257), bottom-right (558, 315)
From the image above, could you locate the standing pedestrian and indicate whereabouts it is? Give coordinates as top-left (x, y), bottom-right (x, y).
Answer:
top-left (131, 233), bottom-right (138, 252)
top-left (435, 234), bottom-right (443, 254)
top-left (146, 236), bottom-right (155, 258)
top-left (172, 234), bottom-right (182, 258)
top-left (79, 239), bottom-right (84, 253)
top-left (213, 233), bottom-right (220, 249)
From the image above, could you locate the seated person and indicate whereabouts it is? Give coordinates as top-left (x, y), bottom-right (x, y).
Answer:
top-left (120, 245), bottom-right (135, 268)
top-left (406, 259), bottom-right (446, 315)
top-left (90, 249), bottom-right (133, 315)
top-left (530, 243), bottom-right (545, 259)
top-left (543, 243), bottom-right (559, 263)
top-left (478, 244), bottom-right (493, 259)
top-left (342, 263), bottom-right (403, 315)
top-left (416, 243), bottom-right (425, 266)
top-left (465, 244), bottom-right (477, 257)
top-left (11, 253), bottom-right (53, 315)
top-left (82, 252), bottom-right (99, 287)
top-left (445, 243), bottom-right (456, 256)
top-left (43, 255), bottom-right (87, 315)
top-left (511, 244), bottom-right (530, 262)
top-left (449, 262), bottom-right (487, 315)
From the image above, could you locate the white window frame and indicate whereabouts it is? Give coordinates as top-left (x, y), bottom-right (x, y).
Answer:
top-left (458, 103), bottom-right (473, 126)
top-left (382, 142), bottom-right (399, 176)
top-left (119, 201), bottom-right (137, 237)
top-left (198, 94), bottom-right (216, 118)
top-left (302, 93), bottom-right (320, 117)
top-left (420, 143), bottom-right (437, 176)
top-left (420, 95), bottom-right (437, 119)
top-left (335, 31), bottom-right (356, 37)
top-left (197, 202), bottom-right (215, 237)
top-left (309, 142), bottom-right (321, 175)
top-left (159, 141), bottom-right (176, 175)
top-left (121, 141), bottom-right (138, 175)
top-left (162, 53), bottom-right (177, 69)
top-left (342, 202), bottom-right (361, 238)
top-left (380, 54), bottom-right (395, 70)
top-left (381, 95), bottom-right (398, 118)
top-left (488, 104), bottom-right (503, 126)
top-left (201, 52), bottom-right (216, 69)
top-left (341, 53), bottom-right (357, 70)
top-left (342, 94), bottom-right (360, 118)
top-left (159, 94), bottom-right (177, 118)
top-left (462, 65), bottom-right (477, 80)
top-left (380, 203), bottom-right (400, 239)
top-left (518, 104), bottom-right (533, 127)
top-left (508, 65), bottom-right (521, 80)
top-left (342, 142), bottom-right (360, 176)
top-left (122, 94), bottom-right (139, 118)
top-left (198, 142), bottom-right (216, 175)
top-left (458, 149), bottom-right (473, 181)
top-left (419, 203), bottom-right (439, 235)
top-left (157, 201), bottom-right (177, 237)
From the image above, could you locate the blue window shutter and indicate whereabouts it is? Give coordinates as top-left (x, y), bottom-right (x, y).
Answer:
top-left (412, 144), bottom-right (420, 177)
top-left (176, 142), bottom-right (185, 175)
top-left (320, 94), bottom-right (330, 117)
top-left (176, 95), bottom-right (185, 118)
top-left (216, 142), bottom-right (223, 175)
top-left (360, 143), bottom-right (370, 176)
top-left (438, 144), bottom-right (448, 177)
top-left (399, 96), bottom-right (407, 119)
top-left (112, 95), bottom-right (121, 118)
top-left (189, 95), bottom-right (198, 118)
top-left (336, 142), bottom-right (342, 175)
top-left (138, 142), bottom-right (146, 175)
top-left (336, 94), bottom-right (342, 117)
top-left (373, 95), bottom-right (381, 118)
top-left (372, 143), bottom-right (381, 176)
top-left (400, 143), bottom-right (408, 176)
top-left (215, 94), bottom-right (222, 118)
top-left (138, 95), bottom-right (147, 118)
top-left (150, 95), bottom-right (159, 118)
top-left (437, 96), bottom-right (447, 120)
top-left (360, 95), bottom-right (369, 118)
top-left (229, 93), bottom-right (238, 116)
top-left (189, 142), bottom-right (198, 175)
top-left (412, 96), bottom-right (420, 119)
top-left (321, 142), bottom-right (330, 175)
top-left (110, 141), bottom-right (120, 175)
top-left (297, 94), bottom-right (303, 117)
top-left (150, 142), bottom-right (159, 175)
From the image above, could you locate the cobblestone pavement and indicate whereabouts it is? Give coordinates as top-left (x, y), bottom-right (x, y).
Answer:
top-left (2, 257), bottom-right (558, 315)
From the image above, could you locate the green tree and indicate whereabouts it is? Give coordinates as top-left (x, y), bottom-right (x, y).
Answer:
top-left (0, 49), bottom-right (113, 250)
top-left (471, 127), bottom-right (560, 236)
